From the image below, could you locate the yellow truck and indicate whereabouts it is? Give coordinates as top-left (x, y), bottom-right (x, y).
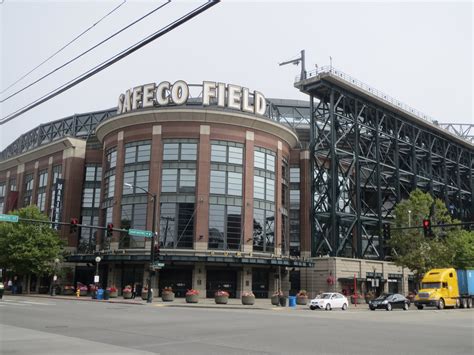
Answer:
top-left (414, 268), bottom-right (474, 310)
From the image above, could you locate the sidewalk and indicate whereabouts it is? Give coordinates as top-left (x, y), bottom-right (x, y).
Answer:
top-left (10, 293), bottom-right (369, 311)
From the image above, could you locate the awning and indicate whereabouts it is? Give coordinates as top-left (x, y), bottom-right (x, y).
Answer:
top-left (66, 253), bottom-right (314, 268)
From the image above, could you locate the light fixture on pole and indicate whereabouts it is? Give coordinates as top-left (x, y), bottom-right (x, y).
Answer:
top-left (408, 210), bottom-right (412, 227)
top-left (124, 182), bottom-right (157, 303)
top-left (279, 49), bottom-right (307, 81)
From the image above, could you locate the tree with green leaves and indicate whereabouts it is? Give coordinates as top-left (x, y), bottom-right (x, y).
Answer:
top-left (0, 205), bottom-right (64, 293)
top-left (389, 189), bottom-right (474, 282)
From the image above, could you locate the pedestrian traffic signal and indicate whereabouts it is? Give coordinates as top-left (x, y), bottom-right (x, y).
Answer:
top-left (106, 223), bottom-right (114, 237)
top-left (70, 218), bottom-right (79, 233)
top-left (382, 223), bottom-right (391, 240)
top-left (422, 219), bottom-right (432, 237)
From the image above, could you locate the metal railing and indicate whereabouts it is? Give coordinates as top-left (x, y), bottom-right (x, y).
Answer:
top-left (296, 66), bottom-right (438, 126)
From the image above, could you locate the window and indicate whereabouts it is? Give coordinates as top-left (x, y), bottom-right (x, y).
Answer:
top-left (253, 208), bottom-right (274, 252)
top-left (104, 175), bottom-right (115, 199)
top-left (208, 205), bottom-right (242, 250)
top-left (120, 203), bottom-right (147, 249)
top-left (211, 142), bottom-right (243, 165)
top-left (9, 178), bottom-right (17, 192)
top-left (161, 169), bottom-right (196, 193)
top-left (38, 170), bottom-right (48, 187)
top-left (253, 175), bottom-right (274, 202)
top-left (0, 183), bottom-right (6, 197)
top-left (85, 166), bottom-right (102, 181)
top-left (125, 141), bottom-right (151, 164)
top-left (23, 174), bottom-right (34, 206)
top-left (123, 170), bottom-right (149, 195)
top-left (254, 148), bottom-right (275, 171)
top-left (106, 148), bottom-right (117, 169)
top-left (163, 142), bottom-right (197, 161)
top-left (78, 215), bottom-right (99, 253)
top-left (210, 171), bottom-right (242, 196)
top-left (290, 168), bottom-right (300, 183)
top-left (159, 202), bottom-right (194, 249)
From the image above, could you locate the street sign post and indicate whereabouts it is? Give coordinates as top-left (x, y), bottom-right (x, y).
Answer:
top-left (0, 214), bottom-right (19, 223)
top-left (128, 229), bottom-right (153, 238)
top-left (151, 262), bottom-right (165, 270)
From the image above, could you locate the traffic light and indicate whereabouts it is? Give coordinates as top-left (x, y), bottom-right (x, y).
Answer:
top-left (106, 223), bottom-right (114, 238)
top-left (422, 219), bottom-right (432, 237)
top-left (70, 218), bottom-right (79, 233)
top-left (382, 223), bottom-right (391, 240)
top-left (154, 243), bottom-right (160, 259)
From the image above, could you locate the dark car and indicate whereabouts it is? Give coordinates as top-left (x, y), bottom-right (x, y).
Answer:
top-left (368, 293), bottom-right (410, 311)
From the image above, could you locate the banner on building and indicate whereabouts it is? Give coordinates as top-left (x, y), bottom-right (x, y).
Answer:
top-left (52, 179), bottom-right (65, 229)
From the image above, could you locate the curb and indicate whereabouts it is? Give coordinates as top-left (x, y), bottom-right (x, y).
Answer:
top-left (17, 294), bottom-right (144, 305)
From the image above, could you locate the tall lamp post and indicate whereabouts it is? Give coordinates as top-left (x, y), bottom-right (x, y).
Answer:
top-left (95, 256), bottom-right (101, 288)
top-left (124, 183), bottom-right (157, 303)
top-left (51, 258), bottom-right (60, 296)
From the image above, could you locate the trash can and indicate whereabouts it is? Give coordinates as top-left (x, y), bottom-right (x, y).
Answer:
top-left (0, 282), bottom-right (4, 299)
top-left (97, 288), bottom-right (104, 300)
top-left (104, 289), bottom-right (110, 300)
top-left (279, 296), bottom-right (287, 307)
top-left (288, 296), bottom-right (296, 308)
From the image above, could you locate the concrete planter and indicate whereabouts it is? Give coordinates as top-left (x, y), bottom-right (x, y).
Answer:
top-left (215, 295), bottom-right (229, 304)
top-left (271, 295), bottom-right (280, 306)
top-left (162, 291), bottom-right (175, 302)
top-left (123, 291), bottom-right (132, 299)
top-left (241, 295), bottom-right (255, 305)
top-left (109, 291), bottom-right (118, 298)
top-left (142, 291), bottom-right (149, 300)
top-left (186, 294), bottom-right (199, 303)
top-left (79, 289), bottom-right (88, 296)
top-left (296, 296), bottom-right (308, 305)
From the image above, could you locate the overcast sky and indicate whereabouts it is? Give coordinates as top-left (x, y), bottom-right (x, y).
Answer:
top-left (0, 0), bottom-right (472, 150)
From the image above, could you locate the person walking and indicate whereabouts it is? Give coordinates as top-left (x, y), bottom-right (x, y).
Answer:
top-left (132, 283), bottom-right (137, 299)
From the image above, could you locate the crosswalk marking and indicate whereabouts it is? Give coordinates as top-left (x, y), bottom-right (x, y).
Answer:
top-left (1, 299), bottom-right (56, 307)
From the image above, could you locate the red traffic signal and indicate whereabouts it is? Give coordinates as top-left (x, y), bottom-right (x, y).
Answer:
top-left (106, 223), bottom-right (114, 237)
top-left (70, 218), bottom-right (79, 233)
top-left (422, 219), bottom-right (432, 237)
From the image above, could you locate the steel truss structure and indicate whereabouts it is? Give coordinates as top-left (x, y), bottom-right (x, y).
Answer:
top-left (296, 68), bottom-right (473, 260)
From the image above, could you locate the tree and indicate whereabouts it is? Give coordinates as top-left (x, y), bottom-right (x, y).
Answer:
top-left (389, 189), bottom-right (474, 281)
top-left (0, 205), bottom-right (64, 292)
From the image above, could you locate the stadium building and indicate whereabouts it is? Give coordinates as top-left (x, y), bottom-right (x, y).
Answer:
top-left (1, 68), bottom-right (472, 298)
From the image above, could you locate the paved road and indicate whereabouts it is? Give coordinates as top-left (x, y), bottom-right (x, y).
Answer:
top-left (0, 296), bottom-right (473, 355)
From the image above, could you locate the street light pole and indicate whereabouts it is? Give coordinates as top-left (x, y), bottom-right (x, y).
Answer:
top-left (50, 258), bottom-right (59, 296)
top-left (95, 256), bottom-right (101, 289)
top-left (147, 193), bottom-right (157, 303)
top-left (124, 183), bottom-right (157, 303)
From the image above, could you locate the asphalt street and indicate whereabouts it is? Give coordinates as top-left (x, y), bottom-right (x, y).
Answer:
top-left (0, 296), bottom-right (473, 355)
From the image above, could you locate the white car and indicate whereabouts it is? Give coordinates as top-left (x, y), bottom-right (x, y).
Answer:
top-left (309, 292), bottom-right (349, 311)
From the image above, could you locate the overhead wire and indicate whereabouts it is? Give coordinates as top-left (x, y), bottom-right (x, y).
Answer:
top-left (1, 0), bottom-right (127, 95)
top-left (0, 0), bottom-right (170, 103)
top-left (0, 1), bottom-right (220, 125)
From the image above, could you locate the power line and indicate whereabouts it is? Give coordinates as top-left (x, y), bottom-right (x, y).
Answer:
top-left (0, 0), bottom-right (170, 104)
top-left (1, 0), bottom-right (127, 96)
top-left (0, 1), bottom-right (220, 125)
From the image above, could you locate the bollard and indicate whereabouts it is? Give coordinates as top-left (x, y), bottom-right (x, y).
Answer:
top-left (76, 288), bottom-right (80, 298)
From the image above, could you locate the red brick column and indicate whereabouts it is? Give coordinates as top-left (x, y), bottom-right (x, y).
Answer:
top-left (275, 141), bottom-right (283, 256)
top-left (148, 125), bottom-right (162, 235)
top-left (112, 131), bottom-right (125, 244)
top-left (243, 131), bottom-right (254, 253)
top-left (195, 125), bottom-right (211, 251)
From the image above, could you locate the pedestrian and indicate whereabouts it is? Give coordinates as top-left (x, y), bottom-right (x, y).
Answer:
top-left (7, 279), bottom-right (12, 291)
top-left (132, 283), bottom-right (136, 299)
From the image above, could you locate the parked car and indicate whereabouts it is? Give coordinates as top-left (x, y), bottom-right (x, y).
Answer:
top-left (368, 293), bottom-right (410, 311)
top-left (309, 292), bottom-right (349, 311)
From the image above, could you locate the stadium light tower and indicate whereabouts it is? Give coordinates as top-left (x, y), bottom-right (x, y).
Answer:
top-left (279, 49), bottom-right (307, 81)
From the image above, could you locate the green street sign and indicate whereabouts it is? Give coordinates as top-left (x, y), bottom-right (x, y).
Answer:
top-left (0, 214), bottom-right (19, 223)
top-left (128, 229), bottom-right (153, 238)
top-left (154, 262), bottom-right (165, 267)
